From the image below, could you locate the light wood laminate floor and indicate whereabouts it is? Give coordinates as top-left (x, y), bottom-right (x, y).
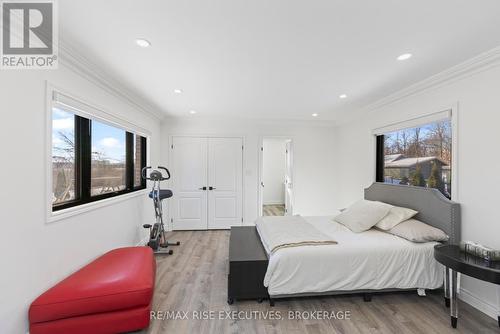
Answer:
top-left (263, 204), bottom-right (285, 216)
top-left (142, 230), bottom-right (499, 334)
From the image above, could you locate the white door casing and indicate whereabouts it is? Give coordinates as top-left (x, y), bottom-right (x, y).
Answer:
top-left (171, 137), bottom-right (208, 230)
top-left (207, 137), bottom-right (243, 229)
top-left (284, 140), bottom-right (293, 215)
top-left (258, 137), bottom-right (293, 217)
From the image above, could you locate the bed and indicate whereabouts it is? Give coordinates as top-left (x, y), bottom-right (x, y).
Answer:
top-left (257, 182), bottom-right (461, 299)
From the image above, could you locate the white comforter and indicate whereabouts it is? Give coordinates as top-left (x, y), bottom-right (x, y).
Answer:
top-left (258, 215), bottom-right (443, 296)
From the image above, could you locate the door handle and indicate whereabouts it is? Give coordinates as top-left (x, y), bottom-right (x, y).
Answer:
top-left (209, 186), bottom-right (216, 190)
top-left (199, 186), bottom-right (207, 190)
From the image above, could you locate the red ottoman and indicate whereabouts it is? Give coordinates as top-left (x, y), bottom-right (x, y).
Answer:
top-left (29, 247), bottom-right (156, 334)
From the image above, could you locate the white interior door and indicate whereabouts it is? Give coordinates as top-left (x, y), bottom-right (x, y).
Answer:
top-left (284, 140), bottom-right (293, 215)
top-left (207, 138), bottom-right (243, 229)
top-left (171, 137), bottom-right (208, 230)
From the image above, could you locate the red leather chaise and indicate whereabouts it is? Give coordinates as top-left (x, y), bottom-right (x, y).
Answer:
top-left (29, 247), bottom-right (156, 334)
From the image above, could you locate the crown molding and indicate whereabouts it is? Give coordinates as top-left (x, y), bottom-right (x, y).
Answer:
top-left (162, 115), bottom-right (337, 128)
top-left (364, 45), bottom-right (500, 113)
top-left (58, 41), bottom-right (165, 120)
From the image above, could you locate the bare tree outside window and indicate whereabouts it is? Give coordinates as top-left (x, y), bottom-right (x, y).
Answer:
top-left (52, 108), bottom-right (76, 205)
top-left (51, 105), bottom-right (147, 212)
top-left (382, 120), bottom-right (452, 198)
top-left (91, 121), bottom-right (126, 196)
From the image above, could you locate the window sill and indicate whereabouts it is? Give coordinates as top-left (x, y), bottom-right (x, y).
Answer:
top-left (47, 189), bottom-right (149, 224)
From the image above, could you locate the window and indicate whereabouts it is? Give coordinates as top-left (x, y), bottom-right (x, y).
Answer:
top-left (91, 121), bottom-right (126, 196)
top-left (376, 119), bottom-right (452, 199)
top-left (52, 108), bottom-right (77, 205)
top-left (133, 134), bottom-right (146, 188)
top-left (51, 107), bottom-right (147, 211)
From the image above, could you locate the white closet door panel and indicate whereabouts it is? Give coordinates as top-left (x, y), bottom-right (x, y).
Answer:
top-left (172, 137), bottom-right (208, 230)
top-left (207, 138), bottom-right (243, 229)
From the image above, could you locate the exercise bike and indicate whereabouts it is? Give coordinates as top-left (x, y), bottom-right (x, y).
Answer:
top-left (142, 166), bottom-right (180, 255)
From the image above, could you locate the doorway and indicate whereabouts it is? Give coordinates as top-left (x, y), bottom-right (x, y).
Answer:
top-left (170, 136), bottom-right (243, 230)
top-left (259, 137), bottom-right (293, 217)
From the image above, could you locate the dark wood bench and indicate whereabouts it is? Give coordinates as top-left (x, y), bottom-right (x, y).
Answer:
top-left (227, 226), bottom-right (271, 305)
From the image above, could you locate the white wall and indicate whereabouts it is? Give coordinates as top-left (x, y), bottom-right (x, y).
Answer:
top-left (334, 64), bottom-right (500, 318)
top-left (263, 138), bottom-right (287, 205)
top-left (5, 43), bottom-right (496, 334)
top-left (0, 64), bottom-right (160, 334)
top-left (161, 118), bottom-right (337, 225)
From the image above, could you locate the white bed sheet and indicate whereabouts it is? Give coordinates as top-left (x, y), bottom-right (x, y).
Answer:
top-left (258, 215), bottom-right (443, 296)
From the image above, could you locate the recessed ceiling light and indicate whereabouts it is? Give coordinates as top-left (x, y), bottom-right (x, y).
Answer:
top-left (339, 94), bottom-right (347, 99)
top-left (312, 113), bottom-right (318, 117)
top-left (173, 89), bottom-right (183, 94)
top-left (135, 38), bottom-right (151, 48)
top-left (397, 53), bottom-right (412, 61)
top-left (189, 110), bottom-right (197, 114)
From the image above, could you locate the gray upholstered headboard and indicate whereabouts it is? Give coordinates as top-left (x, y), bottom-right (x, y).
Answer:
top-left (364, 183), bottom-right (461, 244)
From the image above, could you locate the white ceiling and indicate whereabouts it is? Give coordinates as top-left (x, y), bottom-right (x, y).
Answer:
top-left (59, 0), bottom-right (500, 121)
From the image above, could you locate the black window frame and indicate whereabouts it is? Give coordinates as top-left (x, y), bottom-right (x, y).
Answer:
top-left (52, 113), bottom-right (147, 212)
top-left (375, 134), bottom-right (385, 183)
top-left (375, 119), bottom-right (453, 199)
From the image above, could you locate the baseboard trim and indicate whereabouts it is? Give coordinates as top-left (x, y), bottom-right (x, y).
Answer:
top-left (459, 287), bottom-right (498, 320)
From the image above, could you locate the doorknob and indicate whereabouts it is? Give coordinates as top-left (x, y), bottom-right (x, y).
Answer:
top-left (199, 186), bottom-right (207, 190)
top-left (209, 186), bottom-right (216, 190)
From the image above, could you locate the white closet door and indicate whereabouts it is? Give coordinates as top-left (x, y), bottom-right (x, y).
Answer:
top-left (172, 137), bottom-right (208, 230)
top-left (207, 137), bottom-right (243, 229)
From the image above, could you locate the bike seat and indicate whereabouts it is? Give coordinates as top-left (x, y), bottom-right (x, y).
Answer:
top-left (149, 189), bottom-right (173, 200)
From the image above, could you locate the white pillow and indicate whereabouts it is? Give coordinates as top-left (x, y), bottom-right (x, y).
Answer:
top-left (385, 219), bottom-right (449, 243)
top-left (334, 200), bottom-right (393, 233)
top-left (375, 206), bottom-right (418, 230)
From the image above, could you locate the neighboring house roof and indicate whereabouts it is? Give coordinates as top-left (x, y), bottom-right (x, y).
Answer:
top-left (385, 156), bottom-right (449, 168)
top-left (384, 154), bottom-right (404, 163)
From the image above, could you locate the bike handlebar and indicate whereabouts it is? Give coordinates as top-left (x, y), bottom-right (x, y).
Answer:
top-left (157, 166), bottom-right (171, 180)
top-left (141, 166), bottom-right (171, 181)
top-left (141, 166), bottom-right (151, 180)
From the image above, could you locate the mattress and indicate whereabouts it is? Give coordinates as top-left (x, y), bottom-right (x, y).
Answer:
top-left (257, 215), bottom-right (443, 296)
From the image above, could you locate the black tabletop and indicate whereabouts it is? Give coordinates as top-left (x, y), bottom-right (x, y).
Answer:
top-left (434, 244), bottom-right (500, 285)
